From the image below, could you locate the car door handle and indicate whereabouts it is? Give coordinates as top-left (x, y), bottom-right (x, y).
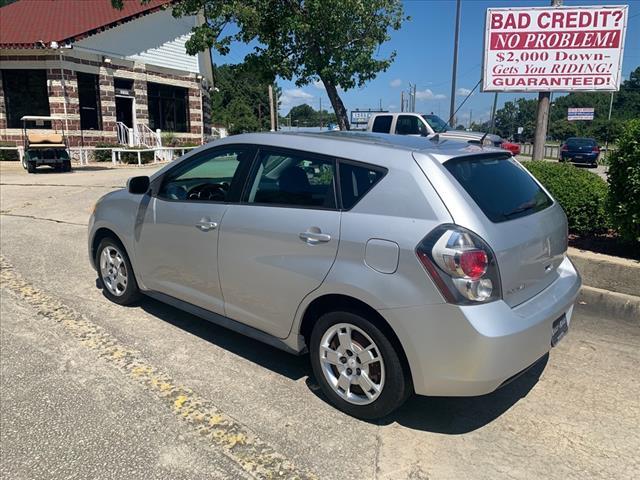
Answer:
top-left (195, 221), bottom-right (218, 231)
top-left (299, 231), bottom-right (331, 244)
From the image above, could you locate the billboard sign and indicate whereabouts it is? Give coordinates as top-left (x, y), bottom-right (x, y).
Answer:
top-left (568, 107), bottom-right (595, 121)
top-left (483, 5), bottom-right (628, 92)
top-left (350, 110), bottom-right (386, 127)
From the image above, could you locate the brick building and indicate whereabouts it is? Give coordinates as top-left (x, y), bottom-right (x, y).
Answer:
top-left (0, 0), bottom-right (213, 148)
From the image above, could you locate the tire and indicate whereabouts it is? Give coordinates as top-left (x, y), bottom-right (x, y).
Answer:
top-left (63, 160), bottom-right (71, 172)
top-left (309, 310), bottom-right (411, 420)
top-left (27, 161), bottom-right (36, 173)
top-left (96, 237), bottom-right (141, 305)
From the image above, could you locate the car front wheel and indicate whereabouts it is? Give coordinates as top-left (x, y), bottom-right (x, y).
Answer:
top-left (310, 310), bottom-right (411, 419)
top-left (96, 237), bottom-right (140, 305)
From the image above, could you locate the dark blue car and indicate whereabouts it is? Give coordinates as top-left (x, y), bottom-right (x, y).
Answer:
top-left (560, 137), bottom-right (600, 167)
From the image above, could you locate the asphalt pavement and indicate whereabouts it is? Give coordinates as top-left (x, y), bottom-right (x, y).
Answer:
top-left (1, 161), bottom-right (638, 479)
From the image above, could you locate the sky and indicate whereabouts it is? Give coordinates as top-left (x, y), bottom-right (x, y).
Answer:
top-left (215, 0), bottom-right (640, 124)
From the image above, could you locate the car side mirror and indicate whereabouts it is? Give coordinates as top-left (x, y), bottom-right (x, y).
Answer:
top-left (128, 176), bottom-right (150, 194)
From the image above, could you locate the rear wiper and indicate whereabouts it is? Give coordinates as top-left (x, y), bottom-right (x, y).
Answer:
top-left (503, 201), bottom-right (537, 218)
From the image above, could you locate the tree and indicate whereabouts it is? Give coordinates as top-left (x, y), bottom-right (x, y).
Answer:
top-left (210, 61), bottom-right (278, 134)
top-left (283, 103), bottom-right (337, 127)
top-left (115, 0), bottom-right (407, 131)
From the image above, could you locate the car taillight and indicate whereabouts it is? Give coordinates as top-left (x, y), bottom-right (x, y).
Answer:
top-left (592, 145), bottom-right (600, 153)
top-left (561, 144), bottom-right (568, 151)
top-left (416, 225), bottom-right (501, 304)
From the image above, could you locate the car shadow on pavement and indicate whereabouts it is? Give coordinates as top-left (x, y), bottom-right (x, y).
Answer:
top-left (130, 290), bottom-right (547, 434)
top-left (136, 295), bottom-right (310, 382)
top-left (380, 354), bottom-right (548, 434)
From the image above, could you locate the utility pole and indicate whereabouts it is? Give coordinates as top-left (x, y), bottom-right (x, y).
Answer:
top-left (469, 109), bottom-right (472, 130)
top-left (449, 0), bottom-right (461, 127)
top-left (268, 84), bottom-right (276, 131)
top-left (490, 92), bottom-right (498, 134)
top-left (401, 91), bottom-right (404, 112)
top-left (319, 97), bottom-right (322, 130)
top-left (604, 91), bottom-right (614, 161)
top-left (413, 84), bottom-right (417, 112)
top-left (533, 0), bottom-right (563, 160)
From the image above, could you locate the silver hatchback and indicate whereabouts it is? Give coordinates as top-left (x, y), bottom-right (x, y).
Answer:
top-left (89, 132), bottom-right (581, 419)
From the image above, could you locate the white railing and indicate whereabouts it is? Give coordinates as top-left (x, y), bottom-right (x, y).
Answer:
top-left (116, 121), bottom-right (131, 146)
top-left (136, 123), bottom-right (161, 148)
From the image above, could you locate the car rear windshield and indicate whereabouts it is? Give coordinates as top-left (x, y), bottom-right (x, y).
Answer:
top-left (444, 155), bottom-right (553, 223)
top-left (566, 138), bottom-right (596, 147)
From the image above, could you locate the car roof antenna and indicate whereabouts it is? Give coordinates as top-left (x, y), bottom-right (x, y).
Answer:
top-left (480, 131), bottom-right (488, 148)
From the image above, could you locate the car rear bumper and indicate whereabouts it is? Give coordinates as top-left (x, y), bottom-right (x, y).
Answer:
top-left (381, 255), bottom-right (581, 396)
top-left (561, 153), bottom-right (598, 163)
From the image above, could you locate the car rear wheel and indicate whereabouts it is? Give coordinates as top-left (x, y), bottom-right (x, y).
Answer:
top-left (27, 161), bottom-right (36, 173)
top-left (310, 310), bottom-right (411, 419)
top-left (96, 237), bottom-right (140, 305)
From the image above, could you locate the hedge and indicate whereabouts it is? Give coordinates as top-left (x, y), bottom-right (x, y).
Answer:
top-left (0, 141), bottom-right (19, 161)
top-left (93, 143), bottom-right (120, 162)
top-left (607, 119), bottom-right (640, 243)
top-left (523, 161), bottom-right (609, 236)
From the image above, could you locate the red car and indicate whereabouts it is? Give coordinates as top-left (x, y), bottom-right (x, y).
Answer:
top-left (501, 141), bottom-right (521, 156)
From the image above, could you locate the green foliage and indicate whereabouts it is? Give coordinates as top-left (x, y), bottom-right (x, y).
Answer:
top-left (93, 143), bottom-right (120, 162)
top-left (0, 141), bottom-right (19, 161)
top-left (211, 61), bottom-right (277, 134)
top-left (494, 67), bottom-right (640, 144)
top-left (523, 161), bottom-right (609, 236)
top-left (120, 148), bottom-right (154, 164)
top-left (607, 120), bottom-right (640, 243)
top-left (140, 0), bottom-right (407, 130)
top-left (282, 103), bottom-right (337, 127)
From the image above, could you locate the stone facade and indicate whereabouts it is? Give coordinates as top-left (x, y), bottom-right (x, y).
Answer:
top-left (0, 51), bottom-right (209, 147)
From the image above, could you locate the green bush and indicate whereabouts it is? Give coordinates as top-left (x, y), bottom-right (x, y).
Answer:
top-left (92, 143), bottom-right (120, 162)
top-left (523, 161), bottom-right (609, 235)
top-left (120, 148), bottom-right (154, 164)
top-left (607, 119), bottom-right (640, 243)
top-left (0, 141), bottom-right (19, 161)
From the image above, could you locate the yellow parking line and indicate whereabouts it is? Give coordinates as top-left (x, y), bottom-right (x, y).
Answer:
top-left (0, 256), bottom-right (316, 480)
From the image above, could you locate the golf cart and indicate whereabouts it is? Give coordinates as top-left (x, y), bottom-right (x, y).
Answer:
top-left (21, 115), bottom-right (71, 173)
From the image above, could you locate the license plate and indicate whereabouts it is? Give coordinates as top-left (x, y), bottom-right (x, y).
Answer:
top-left (574, 155), bottom-right (582, 159)
top-left (551, 315), bottom-right (568, 347)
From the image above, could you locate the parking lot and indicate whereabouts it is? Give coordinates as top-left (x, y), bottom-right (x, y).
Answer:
top-left (1, 161), bottom-right (639, 480)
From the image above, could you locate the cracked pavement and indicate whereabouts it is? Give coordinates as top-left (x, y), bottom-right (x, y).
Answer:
top-left (1, 161), bottom-right (639, 479)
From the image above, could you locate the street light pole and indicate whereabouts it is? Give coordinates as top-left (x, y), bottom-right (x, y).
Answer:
top-left (449, 0), bottom-right (461, 127)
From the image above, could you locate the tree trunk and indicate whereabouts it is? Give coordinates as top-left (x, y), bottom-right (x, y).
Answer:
top-left (321, 76), bottom-right (350, 130)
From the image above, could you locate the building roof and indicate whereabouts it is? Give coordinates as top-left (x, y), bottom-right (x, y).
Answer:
top-left (0, 0), bottom-right (173, 49)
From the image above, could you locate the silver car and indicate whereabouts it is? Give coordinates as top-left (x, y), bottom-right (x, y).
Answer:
top-left (89, 132), bottom-right (581, 419)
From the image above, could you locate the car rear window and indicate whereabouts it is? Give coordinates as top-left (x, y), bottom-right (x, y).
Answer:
top-left (444, 155), bottom-right (552, 223)
top-left (566, 138), bottom-right (596, 147)
top-left (372, 115), bottom-right (392, 133)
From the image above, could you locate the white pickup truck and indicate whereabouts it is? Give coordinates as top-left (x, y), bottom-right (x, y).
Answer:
top-left (366, 112), bottom-right (503, 147)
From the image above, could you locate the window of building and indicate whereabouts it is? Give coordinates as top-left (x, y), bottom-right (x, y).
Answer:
top-left (147, 82), bottom-right (189, 132)
top-left (77, 72), bottom-right (101, 131)
top-left (1, 69), bottom-right (50, 128)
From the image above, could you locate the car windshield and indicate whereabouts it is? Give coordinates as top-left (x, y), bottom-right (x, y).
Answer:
top-left (566, 138), bottom-right (596, 147)
top-left (422, 114), bottom-right (450, 132)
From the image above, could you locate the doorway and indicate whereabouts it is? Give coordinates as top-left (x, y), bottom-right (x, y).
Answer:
top-left (115, 96), bottom-right (134, 128)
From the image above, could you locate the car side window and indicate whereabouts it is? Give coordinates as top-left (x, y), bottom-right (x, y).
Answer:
top-left (158, 147), bottom-right (253, 202)
top-left (395, 115), bottom-right (424, 135)
top-left (247, 149), bottom-right (337, 209)
top-left (372, 115), bottom-right (392, 133)
top-left (339, 162), bottom-right (386, 210)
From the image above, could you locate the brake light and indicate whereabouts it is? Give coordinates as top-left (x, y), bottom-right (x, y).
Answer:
top-left (416, 225), bottom-right (501, 304)
top-left (561, 144), bottom-right (568, 151)
top-left (592, 145), bottom-right (600, 153)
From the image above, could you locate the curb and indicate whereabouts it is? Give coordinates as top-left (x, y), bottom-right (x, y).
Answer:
top-left (568, 247), bottom-right (640, 298)
top-left (578, 286), bottom-right (640, 325)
